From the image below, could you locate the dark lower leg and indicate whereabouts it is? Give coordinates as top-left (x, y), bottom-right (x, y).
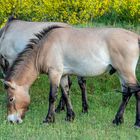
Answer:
top-left (113, 91), bottom-right (132, 125)
top-left (68, 75), bottom-right (72, 88)
top-left (135, 92), bottom-right (140, 127)
top-left (55, 76), bottom-right (72, 112)
top-left (43, 84), bottom-right (58, 123)
top-left (60, 76), bottom-right (75, 121)
top-left (55, 88), bottom-right (66, 112)
top-left (78, 77), bottom-right (88, 113)
top-left (62, 88), bottom-right (75, 121)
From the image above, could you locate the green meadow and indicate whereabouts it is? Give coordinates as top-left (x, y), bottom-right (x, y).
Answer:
top-left (0, 23), bottom-right (140, 140)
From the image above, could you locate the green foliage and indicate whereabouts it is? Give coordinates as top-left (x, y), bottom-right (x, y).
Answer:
top-left (0, 0), bottom-right (140, 26)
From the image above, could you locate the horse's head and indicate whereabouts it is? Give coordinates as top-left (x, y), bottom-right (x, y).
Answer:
top-left (3, 80), bottom-right (30, 123)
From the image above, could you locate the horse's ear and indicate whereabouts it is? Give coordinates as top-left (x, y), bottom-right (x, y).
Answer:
top-left (1, 80), bottom-right (16, 89)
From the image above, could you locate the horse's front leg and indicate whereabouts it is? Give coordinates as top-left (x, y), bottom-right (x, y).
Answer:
top-left (55, 76), bottom-right (72, 112)
top-left (43, 70), bottom-right (61, 123)
top-left (78, 76), bottom-right (88, 113)
top-left (55, 90), bottom-right (66, 112)
top-left (60, 76), bottom-right (75, 121)
top-left (135, 91), bottom-right (140, 128)
top-left (113, 85), bottom-right (132, 125)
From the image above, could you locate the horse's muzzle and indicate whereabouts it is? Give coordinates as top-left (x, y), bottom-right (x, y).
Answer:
top-left (7, 114), bottom-right (23, 124)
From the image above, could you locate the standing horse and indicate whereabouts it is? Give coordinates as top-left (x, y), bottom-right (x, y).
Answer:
top-left (4, 26), bottom-right (140, 127)
top-left (0, 17), bottom-right (88, 113)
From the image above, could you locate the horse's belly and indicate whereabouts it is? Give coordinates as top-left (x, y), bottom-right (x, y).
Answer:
top-left (62, 40), bottom-right (111, 76)
top-left (75, 63), bottom-right (107, 76)
top-left (63, 58), bottom-right (109, 76)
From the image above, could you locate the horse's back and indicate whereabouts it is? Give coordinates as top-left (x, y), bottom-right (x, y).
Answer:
top-left (6, 20), bottom-right (68, 33)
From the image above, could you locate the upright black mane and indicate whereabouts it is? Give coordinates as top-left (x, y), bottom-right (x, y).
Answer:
top-left (35, 25), bottom-right (63, 40)
top-left (5, 25), bottom-right (63, 80)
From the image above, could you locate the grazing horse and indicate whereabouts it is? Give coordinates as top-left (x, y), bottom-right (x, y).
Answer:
top-left (3, 26), bottom-right (140, 128)
top-left (0, 17), bottom-right (88, 113)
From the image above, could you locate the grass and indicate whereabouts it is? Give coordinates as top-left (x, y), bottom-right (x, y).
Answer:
top-left (0, 22), bottom-right (140, 140)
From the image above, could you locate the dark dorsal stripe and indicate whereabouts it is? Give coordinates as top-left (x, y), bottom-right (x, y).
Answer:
top-left (5, 25), bottom-right (64, 80)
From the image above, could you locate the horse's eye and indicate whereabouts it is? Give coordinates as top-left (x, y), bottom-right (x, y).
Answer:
top-left (9, 97), bottom-right (14, 102)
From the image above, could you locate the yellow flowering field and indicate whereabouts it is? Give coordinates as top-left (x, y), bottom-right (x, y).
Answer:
top-left (0, 0), bottom-right (139, 26)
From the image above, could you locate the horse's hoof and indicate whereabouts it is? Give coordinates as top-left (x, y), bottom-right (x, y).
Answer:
top-left (43, 116), bottom-right (55, 124)
top-left (43, 120), bottom-right (50, 125)
top-left (134, 121), bottom-right (140, 129)
top-left (65, 110), bottom-right (75, 122)
top-left (82, 108), bottom-right (88, 113)
top-left (65, 115), bottom-right (75, 122)
top-left (82, 105), bottom-right (89, 113)
top-left (112, 117), bottom-right (124, 125)
top-left (43, 119), bottom-right (55, 124)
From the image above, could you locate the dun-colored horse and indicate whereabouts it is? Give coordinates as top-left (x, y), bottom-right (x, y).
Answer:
top-left (3, 26), bottom-right (140, 127)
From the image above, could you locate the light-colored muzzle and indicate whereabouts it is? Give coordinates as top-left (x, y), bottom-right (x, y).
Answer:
top-left (7, 113), bottom-right (23, 124)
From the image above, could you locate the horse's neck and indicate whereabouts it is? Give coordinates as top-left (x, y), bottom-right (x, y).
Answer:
top-left (10, 60), bottom-right (39, 87)
top-left (35, 46), bottom-right (49, 74)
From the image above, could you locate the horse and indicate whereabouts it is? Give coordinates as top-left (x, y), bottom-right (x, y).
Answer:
top-left (0, 17), bottom-right (88, 113)
top-left (3, 25), bottom-right (140, 128)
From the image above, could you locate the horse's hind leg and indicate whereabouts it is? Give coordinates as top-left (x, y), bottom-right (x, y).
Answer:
top-left (55, 76), bottom-right (72, 112)
top-left (113, 81), bottom-right (132, 125)
top-left (114, 84), bottom-right (140, 128)
top-left (77, 76), bottom-right (89, 113)
top-left (112, 65), bottom-right (139, 126)
top-left (60, 75), bottom-right (75, 121)
top-left (110, 40), bottom-right (140, 126)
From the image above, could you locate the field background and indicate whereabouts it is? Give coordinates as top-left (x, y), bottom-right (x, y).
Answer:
top-left (0, 0), bottom-right (140, 140)
top-left (0, 0), bottom-right (140, 26)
